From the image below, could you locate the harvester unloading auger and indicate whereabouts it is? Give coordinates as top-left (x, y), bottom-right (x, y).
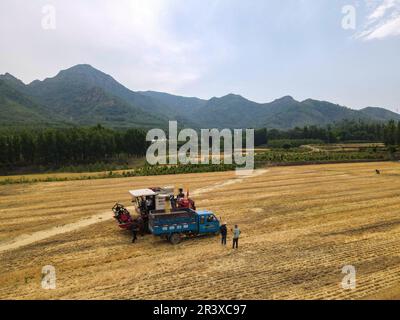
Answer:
top-left (112, 186), bottom-right (220, 244)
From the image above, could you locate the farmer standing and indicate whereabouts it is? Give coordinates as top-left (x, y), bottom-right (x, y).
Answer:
top-left (131, 221), bottom-right (139, 243)
top-left (232, 225), bottom-right (241, 249)
top-left (220, 222), bottom-right (227, 245)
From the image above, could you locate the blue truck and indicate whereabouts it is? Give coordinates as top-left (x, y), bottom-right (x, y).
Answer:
top-left (149, 208), bottom-right (220, 244)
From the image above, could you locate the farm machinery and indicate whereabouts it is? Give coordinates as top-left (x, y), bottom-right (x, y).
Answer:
top-left (112, 186), bottom-right (220, 244)
top-left (112, 186), bottom-right (196, 233)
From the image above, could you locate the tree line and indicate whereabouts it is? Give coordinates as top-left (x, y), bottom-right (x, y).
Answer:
top-left (2, 120), bottom-right (400, 170)
top-left (0, 125), bottom-right (148, 168)
top-left (254, 120), bottom-right (400, 147)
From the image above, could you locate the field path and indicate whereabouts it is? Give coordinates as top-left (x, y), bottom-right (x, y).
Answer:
top-left (0, 169), bottom-right (267, 254)
top-left (0, 210), bottom-right (116, 253)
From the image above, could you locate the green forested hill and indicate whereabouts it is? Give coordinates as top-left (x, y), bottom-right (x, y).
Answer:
top-left (1, 64), bottom-right (399, 129)
top-left (0, 80), bottom-right (64, 127)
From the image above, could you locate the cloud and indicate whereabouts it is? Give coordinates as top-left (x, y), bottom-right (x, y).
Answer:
top-left (64, 0), bottom-right (207, 91)
top-left (368, 0), bottom-right (396, 20)
top-left (0, 0), bottom-right (223, 92)
top-left (357, 0), bottom-right (400, 40)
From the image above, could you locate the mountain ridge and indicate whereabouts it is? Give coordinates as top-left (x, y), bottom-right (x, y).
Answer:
top-left (1, 64), bottom-right (399, 129)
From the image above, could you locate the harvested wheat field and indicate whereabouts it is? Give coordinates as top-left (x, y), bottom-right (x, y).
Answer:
top-left (1, 162), bottom-right (400, 300)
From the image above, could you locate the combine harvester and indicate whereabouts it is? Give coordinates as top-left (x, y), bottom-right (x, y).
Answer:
top-left (112, 187), bottom-right (220, 244)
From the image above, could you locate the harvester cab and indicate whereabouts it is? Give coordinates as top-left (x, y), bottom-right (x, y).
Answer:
top-left (129, 186), bottom-right (196, 214)
top-left (129, 187), bottom-right (175, 215)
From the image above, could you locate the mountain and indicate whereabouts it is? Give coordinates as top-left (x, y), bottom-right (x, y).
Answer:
top-left (1, 64), bottom-right (399, 129)
top-left (0, 80), bottom-right (66, 126)
top-left (260, 98), bottom-right (370, 130)
top-left (360, 107), bottom-right (400, 122)
top-left (24, 65), bottom-right (168, 128)
top-left (0, 65), bottom-right (171, 128)
top-left (0, 73), bottom-right (26, 90)
top-left (139, 91), bottom-right (206, 115)
top-left (49, 86), bottom-right (167, 127)
top-left (192, 94), bottom-right (266, 129)
top-left (189, 95), bottom-right (399, 129)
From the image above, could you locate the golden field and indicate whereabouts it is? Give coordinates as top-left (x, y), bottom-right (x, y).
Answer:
top-left (1, 162), bottom-right (400, 299)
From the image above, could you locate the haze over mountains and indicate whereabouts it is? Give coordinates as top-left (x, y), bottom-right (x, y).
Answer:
top-left (1, 64), bottom-right (399, 129)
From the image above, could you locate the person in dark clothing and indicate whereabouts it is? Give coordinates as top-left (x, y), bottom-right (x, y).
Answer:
top-left (170, 195), bottom-right (177, 209)
top-left (220, 222), bottom-right (228, 245)
top-left (177, 188), bottom-right (185, 199)
top-left (139, 198), bottom-right (146, 213)
top-left (145, 196), bottom-right (154, 212)
top-left (131, 222), bottom-right (139, 243)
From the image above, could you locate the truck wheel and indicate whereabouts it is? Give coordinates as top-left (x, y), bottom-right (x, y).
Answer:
top-left (169, 233), bottom-right (181, 245)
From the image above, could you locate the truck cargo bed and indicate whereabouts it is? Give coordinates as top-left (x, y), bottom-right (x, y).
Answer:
top-left (149, 208), bottom-right (198, 235)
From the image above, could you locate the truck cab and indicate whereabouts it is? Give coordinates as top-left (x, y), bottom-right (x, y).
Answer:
top-left (197, 210), bottom-right (220, 234)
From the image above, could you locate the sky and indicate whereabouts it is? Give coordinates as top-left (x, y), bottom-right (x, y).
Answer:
top-left (0, 0), bottom-right (399, 111)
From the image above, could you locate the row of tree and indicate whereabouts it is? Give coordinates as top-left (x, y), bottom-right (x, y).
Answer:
top-left (2, 120), bottom-right (400, 168)
top-left (0, 125), bottom-right (148, 167)
top-left (254, 120), bottom-right (400, 146)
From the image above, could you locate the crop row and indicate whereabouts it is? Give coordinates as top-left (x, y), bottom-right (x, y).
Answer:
top-left (255, 151), bottom-right (388, 163)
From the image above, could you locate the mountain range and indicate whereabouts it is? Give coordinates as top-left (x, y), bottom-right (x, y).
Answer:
top-left (1, 64), bottom-right (399, 129)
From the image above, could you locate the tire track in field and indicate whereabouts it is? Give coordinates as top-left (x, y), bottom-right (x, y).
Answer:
top-left (0, 169), bottom-right (268, 253)
top-left (191, 169), bottom-right (268, 196)
top-left (0, 210), bottom-right (126, 254)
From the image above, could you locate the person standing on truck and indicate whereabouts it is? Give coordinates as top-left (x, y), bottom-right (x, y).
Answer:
top-left (232, 225), bottom-right (241, 249)
top-left (170, 194), bottom-right (177, 209)
top-left (177, 188), bottom-right (185, 200)
top-left (220, 222), bottom-right (227, 245)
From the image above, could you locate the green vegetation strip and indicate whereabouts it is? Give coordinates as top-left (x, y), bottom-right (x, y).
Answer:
top-left (255, 150), bottom-right (389, 163)
top-left (0, 164), bottom-right (236, 186)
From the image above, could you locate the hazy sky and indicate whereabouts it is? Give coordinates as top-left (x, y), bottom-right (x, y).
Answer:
top-left (0, 0), bottom-right (399, 111)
